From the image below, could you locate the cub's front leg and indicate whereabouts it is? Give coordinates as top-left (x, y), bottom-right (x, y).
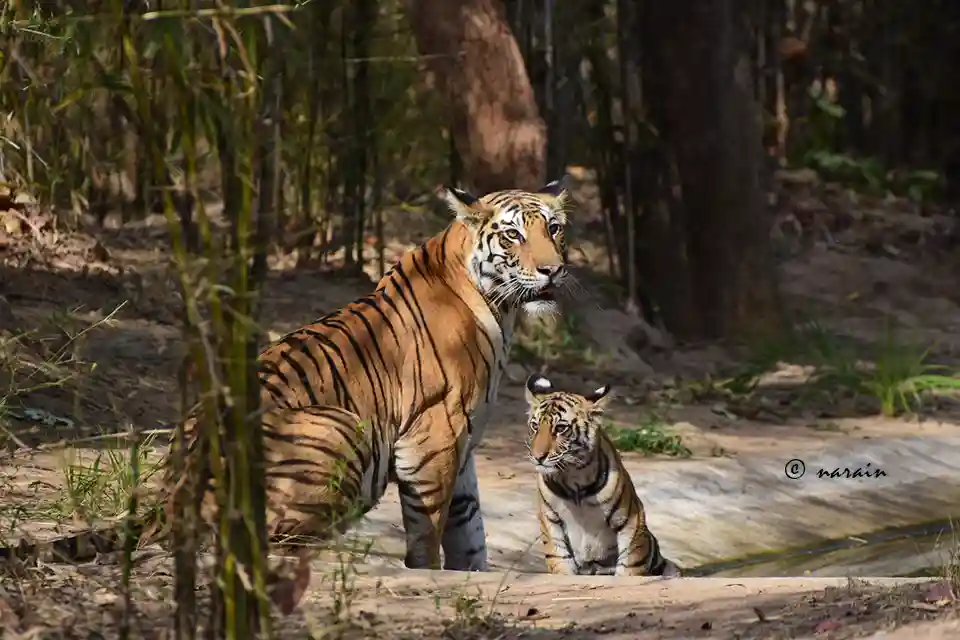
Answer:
top-left (613, 515), bottom-right (670, 577)
top-left (393, 407), bottom-right (468, 570)
top-left (538, 498), bottom-right (580, 575)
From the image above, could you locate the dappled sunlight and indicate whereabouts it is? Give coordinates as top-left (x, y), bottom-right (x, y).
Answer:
top-left (2, 0), bottom-right (960, 636)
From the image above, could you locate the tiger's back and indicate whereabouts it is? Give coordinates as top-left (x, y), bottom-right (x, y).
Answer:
top-left (126, 182), bottom-right (574, 567)
top-left (2, 179), bottom-right (574, 584)
top-left (182, 181), bottom-right (574, 571)
top-left (188, 221), bottom-right (509, 546)
top-left (523, 374), bottom-right (682, 578)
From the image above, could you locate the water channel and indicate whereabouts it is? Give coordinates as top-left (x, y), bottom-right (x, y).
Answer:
top-left (352, 435), bottom-right (960, 577)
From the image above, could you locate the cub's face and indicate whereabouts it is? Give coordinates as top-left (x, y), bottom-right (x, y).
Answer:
top-left (523, 374), bottom-right (611, 475)
top-left (443, 180), bottom-right (570, 315)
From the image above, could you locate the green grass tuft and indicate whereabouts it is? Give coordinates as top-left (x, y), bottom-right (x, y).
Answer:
top-left (604, 415), bottom-right (692, 457)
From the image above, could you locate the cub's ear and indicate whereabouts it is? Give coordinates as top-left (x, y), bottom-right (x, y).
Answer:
top-left (584, 384), bottom-right (612, 411)
top-left (525, 373), bottom-right (554, 406)
top-left (536, 176), bottom-right (569, 203)
top-left (441, 185), bottom-right (493, 228)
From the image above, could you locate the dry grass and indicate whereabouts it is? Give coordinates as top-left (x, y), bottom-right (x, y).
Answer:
top-left (1, 288), bottom-right (959, 638)
top-left (3, 558), bottom-right (960, 639)
top-left (2, 168), bottom-right (960, 637)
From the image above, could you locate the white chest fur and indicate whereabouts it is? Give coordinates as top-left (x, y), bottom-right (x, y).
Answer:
top-left (545, 492), bottom-right (617, 563)
top-left (539, 465), bottom-right (627, 573)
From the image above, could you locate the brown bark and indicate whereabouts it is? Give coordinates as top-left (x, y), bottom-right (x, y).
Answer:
top-left (405, 0), bottom-right (547, 193)
top-left (643, 0), bottom-right (783, 340)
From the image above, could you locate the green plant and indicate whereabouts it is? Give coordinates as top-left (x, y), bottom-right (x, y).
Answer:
top-left (861, 327), bottom-right (960, 417)
top-left (0, 304), bottom-right (124, 412)
top-left (801, 84), bottom-right (845, 156)
top-left (888, 168), bottom-right (944, 203)
top-left (720, 319), bottom-right (854, 397)
top-left (945, 545), bottom-right (960, 596)
top-left (801, 151), bottom-right (943, 203)
top-left (726, 318), bottom-right (960, 417)
top-left (439, 585), bottom-right (508, 639)
top-left (795, 323), bottom-right (866, 405)
top-left (790, 84), bottom-right (944, 202)
top-left (59, 435), bottom-right (161, 522)
top-left (320, 535), bottom-right (375, 627)
top-left (803, 150), bottom-right (886, 194)
top-left (788, 84), bottom-right (873, 189)
top-left (604, 416), bottom-right (691, 458)
top-left (452, 591), bottom-right (483, 622)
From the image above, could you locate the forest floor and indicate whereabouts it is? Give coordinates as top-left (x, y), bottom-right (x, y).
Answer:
top-left (2, 170), bottom-right (960, 637)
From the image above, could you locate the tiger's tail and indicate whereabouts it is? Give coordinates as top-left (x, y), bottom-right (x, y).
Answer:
top-left (643, 529), bottom-right (683, 578)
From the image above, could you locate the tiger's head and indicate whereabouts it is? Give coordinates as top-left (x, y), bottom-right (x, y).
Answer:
top-left (442, 179), bottom-right (570, 316)
top-left (523, 373), bottom-right (612, 475)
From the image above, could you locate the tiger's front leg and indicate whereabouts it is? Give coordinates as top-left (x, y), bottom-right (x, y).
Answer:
top-left (393, 408), bottom-right (467, 570)
top-left (440, 453), bottom-right (488, 571)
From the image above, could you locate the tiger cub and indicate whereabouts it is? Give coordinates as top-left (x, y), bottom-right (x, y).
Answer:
top-left (524, 374), bottom-right (682, 578)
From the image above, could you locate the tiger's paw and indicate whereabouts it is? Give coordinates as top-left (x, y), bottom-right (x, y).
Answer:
top-left (660, 559), bottom-right (683, 579)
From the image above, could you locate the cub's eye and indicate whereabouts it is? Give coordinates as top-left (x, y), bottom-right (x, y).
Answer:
top-left (502, 228), bottom-right (523, 243)
top-left (548, 223), bottom-right (563, 236)
top-left (554, 423), bottom-right (572, 436)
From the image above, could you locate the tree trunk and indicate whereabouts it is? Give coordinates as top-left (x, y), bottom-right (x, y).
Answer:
top-left (405, 0), bottom-right (547, 193)
top-left (644, 0), bottom-right (783, 340)
top-left (932, 3), bottom-right (960, 204)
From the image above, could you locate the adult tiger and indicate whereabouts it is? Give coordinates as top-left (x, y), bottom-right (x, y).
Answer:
top-left (523, 374), bottom-right (682, 578)
top-left (1, 180), bottom-right (572, 578)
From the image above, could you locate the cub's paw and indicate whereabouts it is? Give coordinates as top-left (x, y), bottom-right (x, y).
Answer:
top-left (660, 559), bottom-right (683, 579)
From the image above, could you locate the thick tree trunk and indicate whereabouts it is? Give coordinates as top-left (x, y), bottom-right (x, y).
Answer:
top-left (405, 0), bottom-right (547, 193)
top-left (644, 0), bottom-right (783, 340)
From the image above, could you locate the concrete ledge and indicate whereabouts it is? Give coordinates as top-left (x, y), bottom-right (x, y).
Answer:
top-left (338, 566), bottom-right (934, 592)
top-left (353, 435), bottom-right (960, 574)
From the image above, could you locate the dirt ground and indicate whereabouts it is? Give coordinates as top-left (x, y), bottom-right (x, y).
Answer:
top-left (2, 172), bottom-right (960, 637)
top-left (2, 560), bottom-right (959, 639)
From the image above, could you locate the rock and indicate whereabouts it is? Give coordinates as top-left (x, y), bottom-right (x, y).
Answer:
top-left (627, 318), bottom-right (673, 353)
top-left (1, 210), bottom-right (22, 235)
top-left (504, 363), bottom-right (529, 383)
top-left (775, 167), bottom-right (819, 187)
top-left (577, 307), bottom-right (659, 376)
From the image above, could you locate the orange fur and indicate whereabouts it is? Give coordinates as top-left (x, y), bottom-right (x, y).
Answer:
top-left (524, 375), bottom-right (682, 577)
top-left (2, 182), bottom-right (573, 582)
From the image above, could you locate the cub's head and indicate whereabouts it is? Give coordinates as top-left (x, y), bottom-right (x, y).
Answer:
top-left (442, 179), bottom-right (570, 316)
top-left (523, 373), bottom-right (612, 475)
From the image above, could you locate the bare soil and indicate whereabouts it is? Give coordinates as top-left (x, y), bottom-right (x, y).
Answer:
top-left (2, 172), bottom-right (960, 637)
top-left (2, 561), bottom-right (959, 639)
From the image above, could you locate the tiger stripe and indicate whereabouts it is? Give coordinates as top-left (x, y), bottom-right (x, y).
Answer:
top-left (2, 180), bottom-right (572, 580)
top-left (523, 374), bottom-right (682, 578)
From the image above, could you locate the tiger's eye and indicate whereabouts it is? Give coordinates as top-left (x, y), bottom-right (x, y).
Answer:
top-left (503, 229), bottom-right (523, 243)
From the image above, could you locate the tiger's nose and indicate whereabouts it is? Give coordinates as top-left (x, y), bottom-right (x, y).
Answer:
top-left (532, 451), bottom-right (548, 464)
top-left (536, 264), bottom-right (563, 280)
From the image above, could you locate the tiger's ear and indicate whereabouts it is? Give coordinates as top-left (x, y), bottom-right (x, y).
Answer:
top-left (525, 374), bottom-right (554, 406)
top-left (584, 384), bottom-right (612, 411)
top-left (441, 185), bottom-right (493, 228)
top-left (536, 177), bottom-right (569, 204)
